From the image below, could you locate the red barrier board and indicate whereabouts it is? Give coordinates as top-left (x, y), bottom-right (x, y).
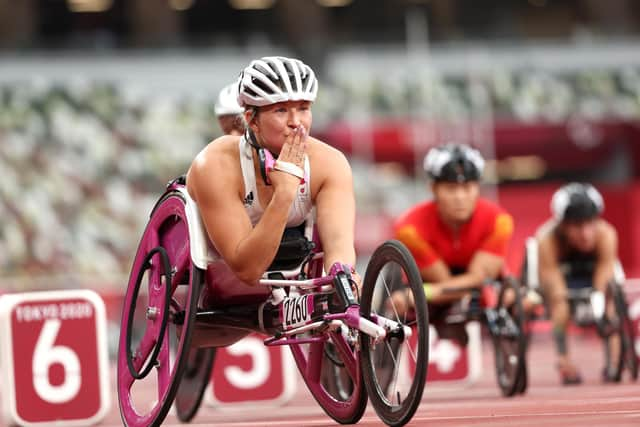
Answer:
top-left (409, 322), bottom-right (482, 384)
top-left (207, 334), bottom-right (296, 407)
top-left (0, 290), bottom-right (110, 426)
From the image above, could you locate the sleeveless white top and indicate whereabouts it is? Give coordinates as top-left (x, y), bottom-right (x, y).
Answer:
top-left (239, 136), bottom-right (312, 227)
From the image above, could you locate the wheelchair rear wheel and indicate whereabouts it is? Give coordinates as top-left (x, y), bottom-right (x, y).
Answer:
top-left (490, 277), bottom-right (527, 397)
top-left (360, 240), bottom-right (429, 427)
top-left (175, 347), bottom-right (216, 422)
top-left (117, 192), bottom-right (203, 427)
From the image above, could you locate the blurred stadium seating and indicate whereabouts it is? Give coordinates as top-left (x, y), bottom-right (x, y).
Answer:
top-left (1, 0), bottom-right (640, 290)
top-left (1, 60), bottom-right (639, 287)
top-left (0, 81), bottom-right (214, 285)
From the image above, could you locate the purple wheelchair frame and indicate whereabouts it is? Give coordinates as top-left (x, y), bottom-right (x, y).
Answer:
top-left (116, 180), bottom-right (417, 427)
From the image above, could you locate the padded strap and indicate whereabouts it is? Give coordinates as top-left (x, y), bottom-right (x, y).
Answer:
top-left (274, 160), bottom-right (305, 183)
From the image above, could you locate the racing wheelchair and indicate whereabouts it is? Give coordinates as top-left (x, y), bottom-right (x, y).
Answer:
top-left (334, 268), bottom-right (529, 398)
top-left (425, 275), bottom-right (529, 397)
top-left (522, 237), bottom-right (638, 382)
top-left (116, 177), bottom-right (430, 427)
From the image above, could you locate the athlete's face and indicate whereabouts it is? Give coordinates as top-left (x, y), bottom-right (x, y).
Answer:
top-left (562, 219), bottom-right (598, 252)
top-left (432, 181), bottom-right (480, 224)
top-left (248, 100), bottom-right (312, 154)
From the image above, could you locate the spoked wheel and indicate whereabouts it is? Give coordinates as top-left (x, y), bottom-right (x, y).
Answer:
top-left (321, 339), bottom-right (354, 401)
top-left (603, 283), bottom-right (638, 382)
top-left (117, 192), bottom-right (203, 427)
top-left (175, 347), bottom-right (216, 422)
top-left (290, 329), bottom-right (367, 424)
top-left (489, 277), bottom-right (527, 397)
top-left (360, 240), bottom-right (429, 427)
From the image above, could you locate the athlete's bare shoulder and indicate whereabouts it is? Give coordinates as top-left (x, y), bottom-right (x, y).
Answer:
top-left (597, 218), bottom-right (617, 236)
top-left (535, 219), bottom-right (557, 242)
top-left (537, 220), bottom-right (560, 259)
top-left (187, 135), bottom-right (242, 200)
top-left (189, 135), bottom-right (239, 171)
top-left (596, 218), bottom-right (618, 248)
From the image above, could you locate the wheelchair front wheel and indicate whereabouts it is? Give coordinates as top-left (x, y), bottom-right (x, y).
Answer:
top-left (490, 277), bottom-right (527, 397)
top-left (360, 240), bottom-right (429, 427)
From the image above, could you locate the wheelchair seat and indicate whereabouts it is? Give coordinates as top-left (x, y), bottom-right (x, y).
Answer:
top-left (268, 222), bottom-right (316, 272)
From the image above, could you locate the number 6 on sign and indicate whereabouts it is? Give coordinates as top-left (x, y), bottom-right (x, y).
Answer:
top-left (0, 290), bottom-right (110, 427)
top-left (33, 319), bottom-right (81, 404)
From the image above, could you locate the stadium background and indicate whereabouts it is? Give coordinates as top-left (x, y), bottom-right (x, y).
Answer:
top-left (1, 0), bottom-right (640, 339)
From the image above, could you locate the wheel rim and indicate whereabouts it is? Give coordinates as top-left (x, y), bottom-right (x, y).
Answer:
top-left (117, 194), bottom-right (199, 427)
top-left (492, 279), bottom-right (526, 396)
top-left (367, 262), bottom-right (418, 406)
top-left (125, 247), bottom-right (172, 381)
top-left (612, 285), bottom-right (639, 380)
top-left (360, 240), bottom-right (429, 427)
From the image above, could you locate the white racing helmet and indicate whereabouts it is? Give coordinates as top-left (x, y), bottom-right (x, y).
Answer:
top-left (423, 143), bottom-right (485, 182)
top-left (214, 82), bottom-right (243, 116)
top-left (551, 182), bottom-right (604, 222)
top-left (237, 56), bottom-right (318, 108)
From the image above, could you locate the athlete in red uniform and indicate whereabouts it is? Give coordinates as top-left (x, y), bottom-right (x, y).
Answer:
top-left (396, 198), bottom-right (513, 276)
top-left (392, 144), bottom-right (513, 321)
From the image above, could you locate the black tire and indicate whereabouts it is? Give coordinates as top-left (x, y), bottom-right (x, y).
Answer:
top-left (489, 277), bottom-right (527, 397)
top-left (606, 283), bottom-right (639, 381)
top-left (515, 359), bottom-right (528, 395)
top-left (360, 240), bottom-right (429, 427)
top-left (117, 192), bottom-right (204, 427)
top-left (175, 347), bottom-right (216, 422)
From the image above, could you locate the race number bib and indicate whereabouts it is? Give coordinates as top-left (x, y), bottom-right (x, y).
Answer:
top-left (280, 294), bottom-right (314, 330)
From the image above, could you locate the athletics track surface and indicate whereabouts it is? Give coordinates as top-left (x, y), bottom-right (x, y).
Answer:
top-left (85, 330), bottom-right (640, 427)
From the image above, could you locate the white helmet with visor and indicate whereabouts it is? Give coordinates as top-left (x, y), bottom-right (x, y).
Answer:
top-left (237, 56), bottom-right (318, 108)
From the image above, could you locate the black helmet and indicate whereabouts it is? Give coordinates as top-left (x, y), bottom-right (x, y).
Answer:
top-left (423, 143), bottom-right (485, 182)
top-left (551, 183), bottom-right (604, 223)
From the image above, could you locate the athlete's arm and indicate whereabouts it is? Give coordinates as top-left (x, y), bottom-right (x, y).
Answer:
top-left (187, 138), bottom-right (301, 284)
top-left (314, 144), bottom-right (357, 272)
top-left (444, 251), bottom-right (504, 288)
top-left (593, 221), bottom-right (618, 292)
top-left (421, 251), bottom-right (504, 302)
top-left (538, 235), bottom-right (568, 300)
